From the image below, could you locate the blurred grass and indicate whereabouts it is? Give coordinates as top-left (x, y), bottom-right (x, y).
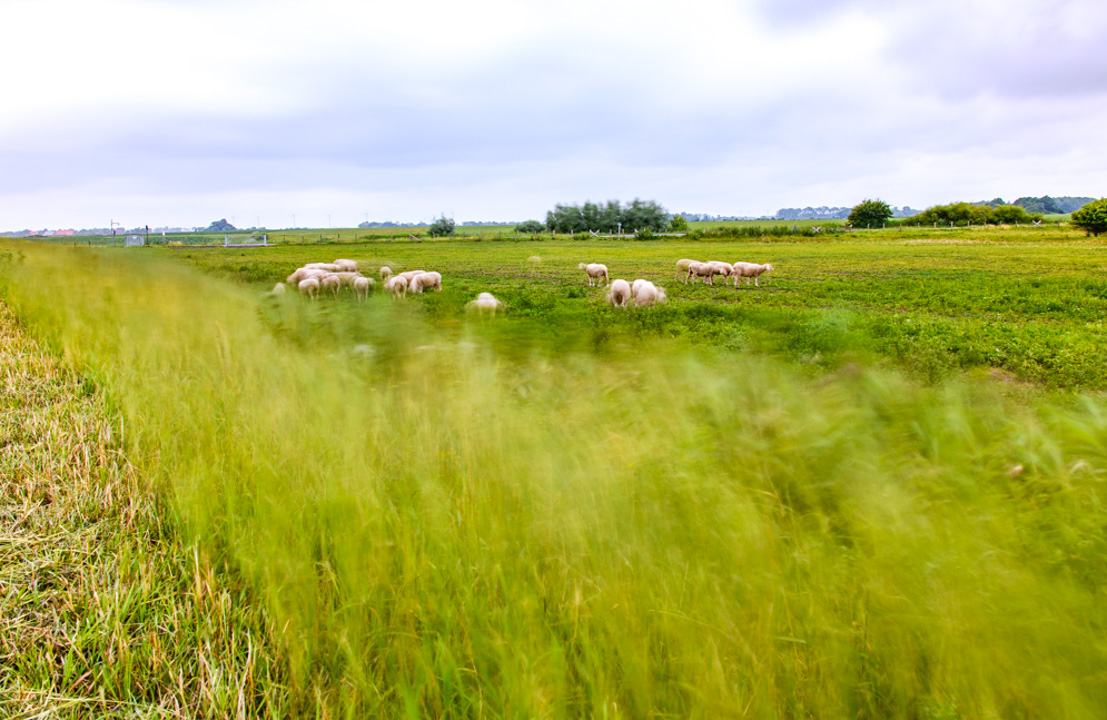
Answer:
top-left (1, 241), bottom-right (1106, 717)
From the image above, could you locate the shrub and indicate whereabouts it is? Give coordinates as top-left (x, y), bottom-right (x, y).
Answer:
top-left (428, 217), bottom-right (455, 237)
top-left (1070, 198), bottom-right (1107, 237)
top-left (848, 199), bottom-right (893, 228)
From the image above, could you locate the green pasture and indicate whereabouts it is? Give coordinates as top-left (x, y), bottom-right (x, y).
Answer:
top-left (162, 229), bottom-right (1107, 390)
top-left (1, 233), bottom-right (1106, 717)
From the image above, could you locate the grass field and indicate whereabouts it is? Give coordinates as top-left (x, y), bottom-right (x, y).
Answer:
top-left (1, 231), bottom-right (1106, 717)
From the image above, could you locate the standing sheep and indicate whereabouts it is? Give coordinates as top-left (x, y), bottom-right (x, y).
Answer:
top-left (297, 277), bottom-right (320, 299)
top-left (385, 275), bottom-right (408, 298)
top-left (707, 261), bottom-right (735, 285)
top-left (333, 259), bottom-right (359, 273)
top-left (686, 261), bottom-right (718, 285)
top-left (409, 271), bottom-right (442, 293)
top-left (353, 276), bottom-right (374, 301)
top-left (320, 273), bottom-right (342, 296)
top-left (732, 262), bottom-right (773, 287)
top-left (606, 279), bottom-right (632, 308)
top-left (379, 266), bottom-right (393, 280)
top-left (579, 263), bottom-right (609, 287)
top-left (676, 259), bottom-right (697, 282)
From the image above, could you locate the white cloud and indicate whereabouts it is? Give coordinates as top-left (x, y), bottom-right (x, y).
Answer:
top-left (1, 0), bottom-right (1104, 229)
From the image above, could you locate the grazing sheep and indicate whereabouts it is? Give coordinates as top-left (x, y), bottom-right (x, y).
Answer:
top-left (579, 262), bottom-right (609, 287)
top-left (466, 292), bottom-right (504, 315)
top-left (409, 271), bottom-right (442, 293)
top-left (320, 273), bottom-right (341, 296)
top-left (385, 275), bottom-right (408, 298)
top-left (304, 262), bottom-right (341, 272)
top-left (732, 262), bottom-right (773, 287)
top-left (631, 278), bottom-right (650, 298)
top-left (527, 256), bottom-right (542, 264)
top-left (396, 269), bottom-right (428, 283)
top-left (707, 261), bottom-right (735, 285)
top-left (379, 266), bottom-right (393, 280)
top-left (686, 261), bottom-right (719, 285)
top-left (333, 259), bottom-right (359, 273)
top-left (333, 271), bottom-right (362, 289)
top-left (676, 258), bottom-right (697, 282)
top-left (634, 281), bottom-right (668, 307)
top-left (270, 282), bottom-right (287, 295)
top-left (353, 276), bottom-right (374, 301)
top-left (606, 279), bottom-right (631, 307)
top-left (297, 277), bottom-right (320, 299)
top-left (287, 266), bottom-right (329, 284)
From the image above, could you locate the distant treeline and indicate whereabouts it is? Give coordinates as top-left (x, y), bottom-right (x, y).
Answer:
top-left (541, 199), bottom-right (669, 234)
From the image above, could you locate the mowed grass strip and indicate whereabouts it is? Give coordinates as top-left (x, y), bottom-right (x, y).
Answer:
top-left (0, 301), bottom-right (287, 718)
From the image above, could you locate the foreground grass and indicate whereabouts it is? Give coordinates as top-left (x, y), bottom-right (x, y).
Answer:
top-left (0, 301), bottom-right (285, 717)
top-left (2, 241), bottom-right (1106, 717)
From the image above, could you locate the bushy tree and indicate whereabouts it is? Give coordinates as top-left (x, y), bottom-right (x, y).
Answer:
top-left (514, 220), bottom-right (545, 234)
top-left (914, 202), bottom-right (1043, 226)
top-left (205, 218), bottom-right (236, 232)
top-left (1070, 198), bottom-right (1107, 237)
top-left (847, 199), bottom-right (893, 228)
top-left (991, 204), bottom-right (1034, 224)
top-left (544, 199), bottom-right (668, 234)
top-left (669, 215), bottom-right (688, 232)
top-left (428, 217), bottom-right (455, 237)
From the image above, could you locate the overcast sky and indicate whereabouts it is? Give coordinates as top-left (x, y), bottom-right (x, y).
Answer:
top-left (3, 0), bottom-right (1104, 229)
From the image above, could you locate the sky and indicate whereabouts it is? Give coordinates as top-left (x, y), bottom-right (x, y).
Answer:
top-left (3, 0), bottom-right (1104, 230)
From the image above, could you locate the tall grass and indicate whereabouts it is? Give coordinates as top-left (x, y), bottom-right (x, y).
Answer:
top-left (2, 243), bottom-right (1106, 717)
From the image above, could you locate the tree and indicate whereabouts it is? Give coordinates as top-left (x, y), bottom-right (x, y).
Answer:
top-left (991, 204), bottom-right (1034, 224)
top-left (669, 215), bottom-right (688, 232)
top-left (428, 217), bottom-right (455, 237)
top-left (514, 220), bottom-right (545, 234)
top-left (205, 218), bottom-right (236, 232)
top-left (847, 199), bottom-right (893, 228)
top-left (1070, 198), bottom-right (1107, 237)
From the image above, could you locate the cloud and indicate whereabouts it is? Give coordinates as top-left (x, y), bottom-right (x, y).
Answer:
top-left (2, 0), bottom-right (1105, 229)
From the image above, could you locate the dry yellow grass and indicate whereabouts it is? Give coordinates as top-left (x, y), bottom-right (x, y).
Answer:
top-left (0, 301), bottom-right (286, 718)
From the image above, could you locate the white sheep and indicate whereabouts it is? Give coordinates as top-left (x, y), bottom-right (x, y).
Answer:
top-left (409, 271), bottom-right (442, 293)
top-left (333, 259), bottom-right (358, 273)
top-left (385, 275), bottom-right (408, 298)
top-left (579, 262), bottom-right (609, 287)
top-left (353, 276), bottom-right (374, 301)
top-left (320, 273), bottom-right (342, 296)
top-left (334, 271), bottom-right (362, 289)
top-left (606, 279), bottom-right (631, 307)
top-left (396, 269), bottom-right (428, 283)
top-left (686, 261), bottom-right (719, 285)
top-left (304, 262), bottom-right (340, 272)
top-left (466, 292), bottom-right (504, 315)
top-left (379, 266), bottom-right (393, 280)
top-left (297, 277), bottom-right (320, 299)
top-left (676, 258), bottom-right (697, 282)
top-left (732, 262), bottom-right (773, 287)
top-left (631, 278), bottom-right (650, 298)
top-left (634, 281), bottom-right (668, 307)
top-left (287, 266), bottom-right (329, 284)
top-left (527, 256), bottom-right (542, 264)
top-left (270, 282), bottom-right (287, 295)
top-left (707, 261), bottom-right (735, 285)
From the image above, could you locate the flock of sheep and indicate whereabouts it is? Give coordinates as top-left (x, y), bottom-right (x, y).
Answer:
top-left (272, 254), bottom-right (775, 316)
top-left (578, 263), bottom-right (668, 308)
top-left (676, 259), bottom-right (773, 287)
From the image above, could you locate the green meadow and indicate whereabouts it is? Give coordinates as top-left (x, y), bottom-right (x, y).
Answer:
top-left (1, 229), bottom-right (1106, 718)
